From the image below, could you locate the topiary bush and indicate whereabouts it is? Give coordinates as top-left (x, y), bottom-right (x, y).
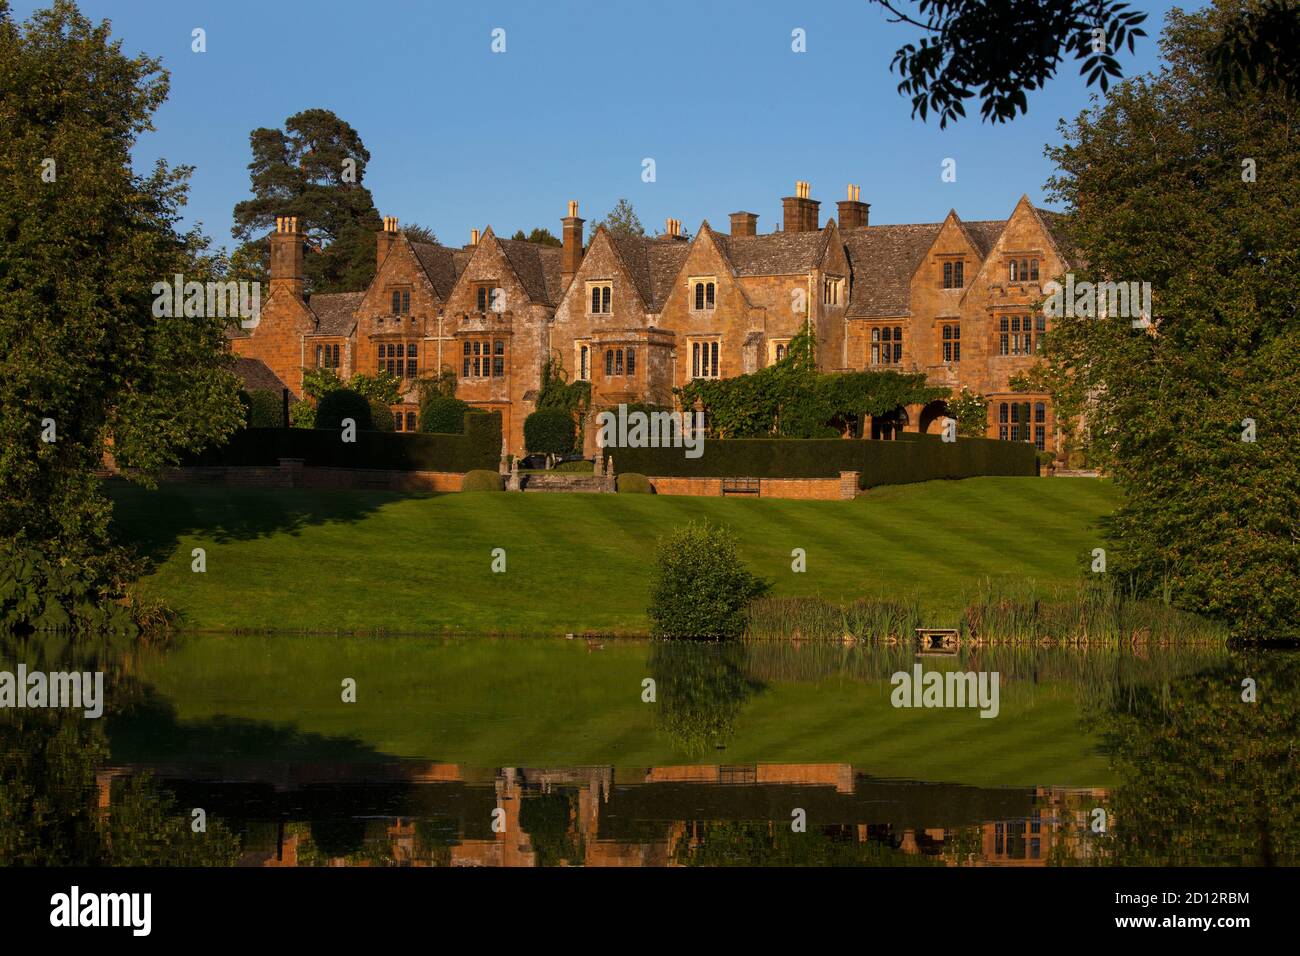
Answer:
top-left (461, 469), bottom-right (504, 492)
top-left (649, 520), bottom-right (770, 640)
top-left (524, 408), bottom-right (575, 455)
top-left (367, 399), bottom-right (395, 432)
top-left (315, 389), bottom-right (371, 431)
top-left (617, 472), bottom-right (653, 493)
top-left (246, 389), bottom-right (285, 428)
top-left (420, 395), bottom-right (471, 433)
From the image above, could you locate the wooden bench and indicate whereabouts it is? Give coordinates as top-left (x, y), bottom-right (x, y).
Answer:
top-left (721, 478), bottom-right (760, 496)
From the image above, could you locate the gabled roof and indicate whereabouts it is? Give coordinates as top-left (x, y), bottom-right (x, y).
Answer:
top-left (1031, 206), bottom-right (1073, 266)
top-left (306, 291), bottom-right (364, 336)
top-left (961, 220), bottom-right (1006, 258)
top-left (606, 232), bottom-right (692, 312)
top-left (496, 238), bottom-right (564, 305)
top-left (842, 223), bottom-right (944, 318)
top-left (411, 241), bottom-right (471, 299)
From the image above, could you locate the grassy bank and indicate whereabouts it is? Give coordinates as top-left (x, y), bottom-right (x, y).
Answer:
top-left (108, 476), bottom-right (1120, 634)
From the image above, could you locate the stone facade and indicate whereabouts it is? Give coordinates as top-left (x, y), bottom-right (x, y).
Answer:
top-left (230, 184), bottom-right (1071, 458)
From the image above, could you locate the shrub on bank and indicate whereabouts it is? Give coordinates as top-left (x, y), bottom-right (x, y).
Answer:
top-left (461, 469), bottom-right (504, 492)
top-left (617, 472), bottom-right (653, 493)
top-left (649, 520), bottom-right (769, 640)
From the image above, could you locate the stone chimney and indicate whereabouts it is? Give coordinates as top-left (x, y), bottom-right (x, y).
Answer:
top-left (561, 200), bottom-right (584, 291)
top-left (376, 216), bottom-right (399, 271)
top-left (470, 228), bottom-right (480, 246)
top-left (661, 218), bottom-right (688, 241)
top-left (270, 216), bottom-right (304, 298)
top-left (730, 211), bottom-right (758, 237)
top-left (782, 180), bottom-right (820, 232)
top-left (837, 185), bottom-right (870, 230)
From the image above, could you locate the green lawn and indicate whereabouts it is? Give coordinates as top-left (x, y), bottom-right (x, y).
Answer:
top-left (108, 476), bottom-right (1120, 634)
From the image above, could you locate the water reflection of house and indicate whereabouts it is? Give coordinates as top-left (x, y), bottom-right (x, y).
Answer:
top-left (110, 760), bottom-right (1110, 867)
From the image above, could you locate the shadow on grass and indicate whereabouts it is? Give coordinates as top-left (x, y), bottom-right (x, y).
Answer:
top-left (103, 477), bottom-right (431, 566)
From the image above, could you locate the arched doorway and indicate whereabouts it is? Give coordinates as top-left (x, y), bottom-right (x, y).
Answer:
top-left (918, 400), bottom-right (951, 436)
top-left (871, 406), bottom-right (909, 440)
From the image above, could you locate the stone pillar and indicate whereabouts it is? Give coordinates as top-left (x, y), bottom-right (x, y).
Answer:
top-left (278, 457), bottom-right (305, 489)
top-left (839, 471), bottom-right (860, 500)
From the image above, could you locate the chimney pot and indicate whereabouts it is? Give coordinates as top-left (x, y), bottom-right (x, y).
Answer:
top-left (561, 200), bottom-right (585, 291)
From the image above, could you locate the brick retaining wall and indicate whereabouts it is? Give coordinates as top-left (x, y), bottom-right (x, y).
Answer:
top-left (648, 471), bottom-right (859, 500)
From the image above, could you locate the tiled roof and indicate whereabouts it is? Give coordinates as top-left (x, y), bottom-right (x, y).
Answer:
top-left (497, 239), bottom-right (564, 305)
top-left (961, 220), bottom-right (1006, 259)
top-left (608, 233), bottom-right (692, 312)
top-left (232, 356), bottom-right (289, 394)
top-left (1033, 207), bottom-right (1074, 265)
top-left (411, 241), bottom-right (471, 299)
top-left (713, 227), bottom-right (831, 276)
top-left (842, 223), bottom-right (943, 318)
top-left (306, 291), bottom-right (363, 336)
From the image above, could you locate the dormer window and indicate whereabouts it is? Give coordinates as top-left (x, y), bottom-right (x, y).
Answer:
top-left (692, 280), bottom-right (716, 311)
top-left (822, 277), bottom-right (843, 305)
top-left (942, 260), bottom-right (964, 289)
top-left (588, 283), bottom-right (612, 314)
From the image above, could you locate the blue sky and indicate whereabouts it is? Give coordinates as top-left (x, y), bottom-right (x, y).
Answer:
top-left (14, 0), bottom-right (1188, 251)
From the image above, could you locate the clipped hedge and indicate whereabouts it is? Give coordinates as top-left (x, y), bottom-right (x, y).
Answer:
top-left (245, 389), bottom-right (285, 428)
top-left (367, 398), bottom-right (395, 432)
top-left (183, 411), bottom-right (502, 474)
top-left (608, 433), bottom-right (1035, 489)
top-left (420, 396), bottom-right (471, 434)
top-left (316, 389), bottom-right (371, 430)
top-left (524, 408), bottom-right (576, 455)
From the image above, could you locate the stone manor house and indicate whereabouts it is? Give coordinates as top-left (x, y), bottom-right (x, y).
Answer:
top-left (229, 181), bottom-right (1071, 458)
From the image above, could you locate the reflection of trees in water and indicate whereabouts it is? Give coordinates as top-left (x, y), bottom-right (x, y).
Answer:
top-left (519, 790), bottom-right (583, 867)
top-left (672, 821), bottom-right (941, 867)
top-left (0, 708), bottom-right (240, 865)
top-left (0, 632), bottom-right (239, 866)
top-left (649, 641), bottom-right (764, 757)
top-left (1093, 651), bottom-right (1300, 865)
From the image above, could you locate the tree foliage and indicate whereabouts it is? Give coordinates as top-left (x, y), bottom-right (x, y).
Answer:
top-left (676, 329), bottom-right (946, 438)
top-left (231, 108), bottom-right (381, 293)
top-left (0, 0), bottom-right (243, 627)
top-left (1041, 0), bottom-right (1300, 633)
top-left (510, 227), bottom-right (561, 247)
top-left (590, 198), bottom-right (645, 238)
top-left (648, 521), bottom-right (770, 640)
top-left (874, 0), bottom-right (1148, 126)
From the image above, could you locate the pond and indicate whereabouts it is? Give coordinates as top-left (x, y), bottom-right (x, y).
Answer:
top-left (2, 633), bottom-right (1295, 866)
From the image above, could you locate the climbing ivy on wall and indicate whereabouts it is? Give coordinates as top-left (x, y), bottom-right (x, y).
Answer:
top-left (675, 329), bottom-right (946, 438)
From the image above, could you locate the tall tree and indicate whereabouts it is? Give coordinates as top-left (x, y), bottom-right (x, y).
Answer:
top-left (0, 0), bottom-right (243, 628)
top-left (1041, 0), bottom-right (1300, 633)
top-left (232, 108), bottom-right (381, 293)
top-left (590, 198), bottom-right (645, 238)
